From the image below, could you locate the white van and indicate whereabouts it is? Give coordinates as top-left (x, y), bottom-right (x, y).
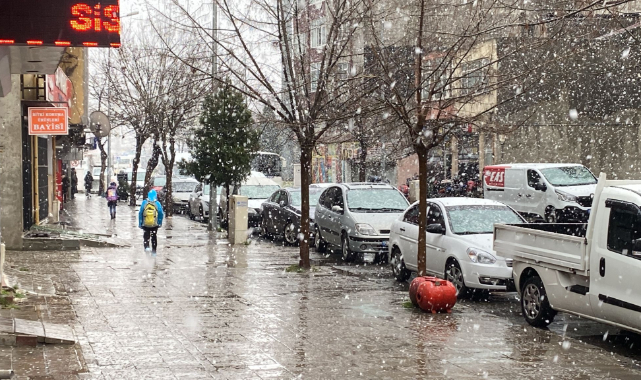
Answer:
top-left (483, 163), bottom-right (596, 222)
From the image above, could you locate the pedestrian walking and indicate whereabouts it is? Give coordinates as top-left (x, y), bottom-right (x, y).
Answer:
top-left (62, 172), bottom-right (70, 203)
top-left (84, 171), bottom-right (93, 198)
top-left (70, 168), bottom-right (78, 200)
top-left (106, 182), bottom-right (118, 219)
top-left (138, 189), bottom-right (164, 254)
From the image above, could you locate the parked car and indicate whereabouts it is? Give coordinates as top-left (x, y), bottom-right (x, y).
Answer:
top-left (484, 163), bottom-right (596, 223)
top-left (219, 174), bottom-right (281, 227)
top-left (389, 198), bottom-right (525, 297)
top-left (261, 187), bottom-right (324, 245)
top-left (188, 184), bottom-right (223, 222)
top-left (494, 173), bottom-right (641, 332)
top-left (171, 177), bottom-right (199, 214)
top-left (314, 183), bottom-right (410, 263)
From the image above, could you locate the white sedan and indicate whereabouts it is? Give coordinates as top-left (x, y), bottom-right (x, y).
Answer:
top-left (388, 198), bottom-right (525, 297)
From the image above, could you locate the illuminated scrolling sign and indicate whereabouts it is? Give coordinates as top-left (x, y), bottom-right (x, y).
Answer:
top-left (0, 0), bottom-right (120, 48)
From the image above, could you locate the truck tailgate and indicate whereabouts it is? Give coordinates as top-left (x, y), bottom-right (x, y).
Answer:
top-left (494, 224), bottom-right (588, 274)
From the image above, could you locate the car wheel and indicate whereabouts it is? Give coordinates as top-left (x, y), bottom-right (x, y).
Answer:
top-left (545, 207), bottom-right (556, 223)
top-left (521, 275), bottom-right (556, 328)
top-left (341, 233), bottom-right (354, 262)
top-left (390, 248), bottom-right (410, 282)
top-left (314, 225), bottom-right (327, 253)
top-left (445, 260), bottom-right (469, 298)
top-left (283, 222), bottom-right (298, 246)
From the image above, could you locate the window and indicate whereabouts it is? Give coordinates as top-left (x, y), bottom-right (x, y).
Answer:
top-left (403, 205), bottom-right (419, 225)
top-left (527, 170), bottom-right (542, 188)
top-left (540, 166), bottom-right (597, 187)
top-left (346, 189), bottom-right (408, 212)
top-left (318, 189), bottom-right (332, 208)
top-left (336, 62), bottom-right (349, 81)
top-left (607, 206), bottom-right (641, 259)
top-left (423, 59), bottom-right (451, 100)
top-left (310, 62), bottom-right (321, 92)
top-left (461, 58), bottom-right (490, 95)
top-left (291, 33), bottom-right (307, 57)
top-left (446, 205), bottom-right (524, 235)
top-left (327, 187), bottom-right (344, 209)
top-left (426, 204), bottom-right (445, 227)
top-left (310, 18), bottom-right (326, 48)
top-left (269, 191), bottom-right (280, 203)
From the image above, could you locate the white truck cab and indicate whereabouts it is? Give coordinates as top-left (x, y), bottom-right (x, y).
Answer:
top-left (484, 163), bottom-right (596, 222)
top-left (494, 173), bottom-right (641, 333)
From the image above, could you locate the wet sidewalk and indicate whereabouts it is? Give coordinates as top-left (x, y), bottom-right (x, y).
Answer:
top-left (5, 194), bottom-right (641, 379)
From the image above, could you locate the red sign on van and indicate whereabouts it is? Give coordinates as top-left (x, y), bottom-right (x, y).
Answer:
top-left (484, 166), bottom-right (508, 187)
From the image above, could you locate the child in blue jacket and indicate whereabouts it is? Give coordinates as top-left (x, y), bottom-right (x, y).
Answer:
top-left (138, 190), bottom-right (164, 253)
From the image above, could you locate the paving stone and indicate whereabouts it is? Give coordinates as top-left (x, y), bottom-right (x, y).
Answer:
top-left (42, 322), bottom-right (75, 344)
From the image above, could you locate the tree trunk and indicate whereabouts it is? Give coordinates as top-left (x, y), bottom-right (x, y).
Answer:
top-left (358, 143), bottom-right (367, 182)
top-left (299, 144), bottom-right (313, 269)
top-left (224, 183), bottom-right (231, 229)
top-left (208, 184), bottom-right (217, 231)
top-left (416, 143), bottom-right (428, 277)
top-left (143, 143), bottom-right (161, 199)
top-left (130, 135), bottom-right (144, 206)
top-left (165, 163), bottom-right (174, 216)
top-left (97, 138), bottom-right (108, 196)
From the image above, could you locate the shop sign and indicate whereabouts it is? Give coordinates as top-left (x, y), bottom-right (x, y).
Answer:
top-left (28, 107), bottom-right (68, 135)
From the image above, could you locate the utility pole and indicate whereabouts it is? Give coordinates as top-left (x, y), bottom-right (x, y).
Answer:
top-left (209, 1), bottom-right (219, 232)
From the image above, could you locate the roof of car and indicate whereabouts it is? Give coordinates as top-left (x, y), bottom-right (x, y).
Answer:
top-left (173, 177), bottom-right (198, 183)
top-left (424, 197), bottom-right (509, 207)
top-left (341, 182), bottom-right (396, 190)
top-left (286, 187), bottom-right (324, 192)
top-left (485, 163), bottom-right (584, 170)
top-left (310, 183), bottom-right (334, 188)
top-left (243, 175), bottom-right (280, 186)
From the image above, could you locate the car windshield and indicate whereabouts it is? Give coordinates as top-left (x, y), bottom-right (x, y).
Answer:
top-left (446, 205), bottom-right (523, 235)
top-left (290, 190), bottom-right (323, 207)
top-left (240, 185), bottom-right (280, 199)
top-left (154, 177), bottom-right (166, 187)
top-left (539, 166), bottom-right (596, 187)
top-left (174, 182), bottom-right (197, 193)
top-left (203, 185), bottom-right (222, 196)
top-left (346, 189), bottom-right (409, 212)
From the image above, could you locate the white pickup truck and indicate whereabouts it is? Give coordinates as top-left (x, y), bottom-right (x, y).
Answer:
top-left (494, 173), bottom-right (641, 333)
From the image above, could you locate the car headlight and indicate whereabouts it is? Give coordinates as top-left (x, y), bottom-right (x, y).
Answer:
top-left (555, 190), bottom-right (577, 203)
top-left (355, 223), bottom-right (377, 236)
top-left (467, 248), bottom-right (496, 264)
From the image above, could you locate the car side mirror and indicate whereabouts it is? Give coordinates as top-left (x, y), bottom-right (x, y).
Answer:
top-left (426, 223), bottom-right (445, 234)
top-left (534, 182), bottom-right (547, 192)
top-left (331, 205), bottom-right (344, 214)
top-left (279, 200), bottom-right (286, 207)
top-left (197, 192), bottom-right (202, 197)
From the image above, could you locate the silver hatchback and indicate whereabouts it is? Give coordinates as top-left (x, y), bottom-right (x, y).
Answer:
top-left (313, 183), bottom-right (410, 263)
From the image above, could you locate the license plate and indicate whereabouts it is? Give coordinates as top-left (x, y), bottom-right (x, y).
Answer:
top-left (363, 253), bottom-right (375, 263)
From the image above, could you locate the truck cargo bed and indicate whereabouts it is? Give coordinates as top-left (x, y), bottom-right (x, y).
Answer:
top-left (494, 223), bottom-right (588, 274)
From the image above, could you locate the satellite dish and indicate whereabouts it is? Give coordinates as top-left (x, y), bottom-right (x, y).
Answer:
top-left (89, 111), bottom-right (111, 138)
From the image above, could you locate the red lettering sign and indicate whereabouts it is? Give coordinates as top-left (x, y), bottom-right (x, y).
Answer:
top-left (28, 108), bottom-right (69, 136)
top-left (484, 166), bottom-right (508, 188)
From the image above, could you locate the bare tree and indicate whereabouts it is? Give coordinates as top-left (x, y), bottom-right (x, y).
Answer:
top-left (153, 0), bottom-right (378, 268)
top-left (97, 32), bottom-right (207, 209)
